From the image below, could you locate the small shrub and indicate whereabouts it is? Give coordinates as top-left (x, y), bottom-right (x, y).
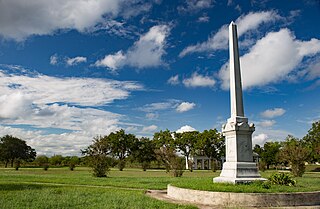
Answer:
top-left (269, 172), bottom-right (296, 186)
top-left (258, 161), bottom-right (267, 172)
top-left (291, 163), bottom-right (305, 177)
top-left (90, 155), bottom-right (110, 177)
top-left (171, 157), bottom-right (184, 177)
top-left (14, 160), bottom-right (20, 170)
top-left (43, 164), bottom-right (49, 171)
top-left (118, 160), bottom-right (126, 171)
top-left (252, 180), bottom-right (271, 189)
top-left (141, 161), bottom-right (149, 171)
top-left (69, 163), bottom-right (75, 171)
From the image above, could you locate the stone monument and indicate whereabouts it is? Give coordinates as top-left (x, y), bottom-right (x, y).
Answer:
top-left (213, 22), bottom-right (265, 183)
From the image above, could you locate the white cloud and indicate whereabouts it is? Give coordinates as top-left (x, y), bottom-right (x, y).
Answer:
top-left (0, 92), bottom-right (33, 119)
top-left (219, 29), bottom-right (320, 89)
top-left (258, 120), bottom-right (276, 127)
top-left (0, 0), bottom-right (154, 41)
top-left (176, 102), bottom-right (196, 113)
top-left (66, 56), bottom-right (87, 66)
top-left (178, 0), bottom-right (214, 13)
top-left (146, 112), bottom-right (159, 120)
top-left (260, 108), bottom-right (286, 118)
top-left (95, 51), bottom-right (126, 71)
top-left (180, 11), bottom-right (279, 57)
top-left (197, 14), bottom-right (210, 23)
top-left (141, 125), bottom-right (158, 133)
top-left (50, 54), bottom-right (58, 65)
top-left (0, 125), bottom-right (119, 156)
top-left (176, 125), bottom-right (197, 133)
top-left (183, 72), bottom-right (215, 88)
top-left (140, 99), bottom-right (195, 113)
top-left (0, 65), bottom-right (144, 155)
top-left (167, 75), bottom-right (180, 85)
top-left (95, 25), bottom-right (170, 71)
top-left (0, 66), bottom-right (143, 106)
top-left (141, 100), bottom-right (178, 112)
top-left (252, 133), bottom-right (268, 146)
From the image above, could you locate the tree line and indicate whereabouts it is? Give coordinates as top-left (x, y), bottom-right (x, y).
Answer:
top-left (253, 120), bottom-right (320, 176)
top-left (82, 129), bottom-right (225, 177)
top-left (1, 120), bottom-right (319, 178)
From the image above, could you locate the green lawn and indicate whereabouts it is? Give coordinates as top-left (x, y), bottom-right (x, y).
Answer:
top-left (0, 167), bottom-right (319, 208)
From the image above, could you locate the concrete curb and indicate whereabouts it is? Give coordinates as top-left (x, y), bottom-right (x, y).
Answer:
top-left (167, 184), bottom-right (320, 208)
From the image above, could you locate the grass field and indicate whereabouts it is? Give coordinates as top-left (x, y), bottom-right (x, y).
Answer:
top-left (0, 166), bottom-right (319, 208)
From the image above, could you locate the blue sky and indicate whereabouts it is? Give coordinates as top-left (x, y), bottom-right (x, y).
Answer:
top-left (0, 0), bottom-right (319, 156)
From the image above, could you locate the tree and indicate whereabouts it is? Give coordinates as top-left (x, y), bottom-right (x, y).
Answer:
top-left (279, 135), bottom-right (310, 177)
top-left (197, 129), bottom-right (225, 171)
top-left (131, 137), bottom-right (156, 171)
top-left (0, 135), bottom-right (36, 167)
top-left (174, 131), bottom-right (199, 171)
top-left (35, 155), bottom-right (49, 170)
top-left (303, 120), bottom-right (320, 163)
top-left (108, 129), bottom-right (137, 171)
top-left (49, 155), bottom-right (64, 166)
top-left (153, 129), bottom-right (184, 176)
top-left (260, 141), bottom-right (282, 169)
top-left (82, 135), bottom-right (112, 177)
top-left (153, 129), bottom-right (175, 172)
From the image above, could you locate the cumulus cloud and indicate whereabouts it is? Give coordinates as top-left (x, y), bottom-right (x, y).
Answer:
top-left (180, 10), bottom-right (279, 57)
top-left (95, 25), bottom-right (170, 71)
top-left (219, 29), bottom-right (320, 89)
top-left (178, 0), bottom-right (214, 13)
top-left (139, 100), bottom-right (195, 113)
top-left (258, 120), bottom-right (276, 127)
top-left (176, 102), bottom-right (196, 113)
top-left (0, 65), bottom-right (144, 155)
top-left (66, 56), bottom-right (87, 66)
top-left (183, 72), bottom-right (216, 88)
top-left (252, 133), bottom-right (268, 146)
top-left (146, 112), bottom-right (159, 120)
top-left (176, 125), bottom-right (197, 133)
top-left (260, 108), bottom-right (286, 118)
top-left (141, 125), bottom-right (158, 133)
top-left (167, 75), bottom-right (180, 85)
top-left (0, 66), bottom-right (143, 106)
top-left (50, 54), bottom-right (58, 65)
top-left (0, 0), bottom-right (154, 41)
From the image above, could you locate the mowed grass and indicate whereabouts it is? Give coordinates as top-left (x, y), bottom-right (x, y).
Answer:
top-left (0, 166), bottom-right (320, 208)
top-left (173, 170), bottom-right (320, 193)
top-left (0, 167), bottom-right (211, 209)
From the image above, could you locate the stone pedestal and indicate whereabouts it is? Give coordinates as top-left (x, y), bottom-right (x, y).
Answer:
top-left (214, 117), bottom-right (265, 183)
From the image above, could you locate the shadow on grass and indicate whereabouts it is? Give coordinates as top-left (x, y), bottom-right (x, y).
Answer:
top-left (311, 167), bottom-right (320, 172)
top-left (0, 183), bottom-right (55, 191)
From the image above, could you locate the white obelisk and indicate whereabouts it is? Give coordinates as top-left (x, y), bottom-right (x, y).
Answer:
top-left (213, 22), bottom-right (265, 183)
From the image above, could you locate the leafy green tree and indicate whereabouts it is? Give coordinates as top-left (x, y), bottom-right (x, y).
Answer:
top-left (279, 135), bottom-right (310, 177)
top-left (35, 155), bottom-right (49, 170)
top-left (153, 129), bottom-right (175, 172)
top-left (174, 131), bottom-right (199, 171)
top-left (0, 135), bottom-right (36, 167)
top-left (260, 141), bottom-right (282, 169)
top-left (197, 129), bottom-right (225, 171)
top-left (82, 135), bottom-right (112, 177)
top-left (303, 120), bottom-right (320, 163)
top-left (131, 137), bottom-right (156, 171)
top-left (108, 129), bottom-right (137, 171)
top-left (49, 155), bottom-right (64, 166)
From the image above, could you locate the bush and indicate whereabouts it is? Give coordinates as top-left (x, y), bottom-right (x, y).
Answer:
top-left (291, 163), bottom-right (306, 177)
top-left (171, 157), bottom-right (184, 177)
top-left (269, 172), bottom-right (296, 186)
top-left (90, 155), bottom-right (110, 177)
top-left (14, 160), bottom-right (20, 171)
top-left (258, 160), bottom-right (267, 172)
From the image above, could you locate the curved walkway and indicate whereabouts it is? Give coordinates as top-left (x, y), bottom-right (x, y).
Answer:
top-left (146, 189), bottom-right (320, 209)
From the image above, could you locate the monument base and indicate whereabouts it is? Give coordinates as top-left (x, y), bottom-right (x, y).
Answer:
top-left (213, 162), bottom-right (266, 184)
